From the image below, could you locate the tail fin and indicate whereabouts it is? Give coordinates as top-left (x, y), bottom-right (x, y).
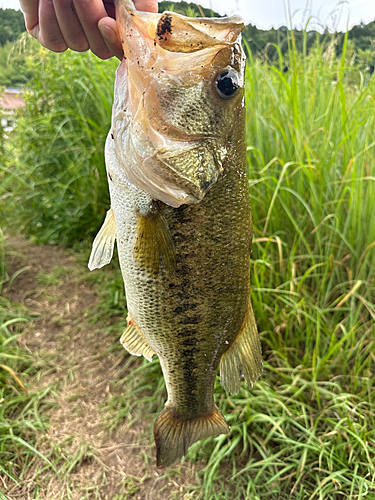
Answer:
top-left (154, 405), bottom-right (230, 468)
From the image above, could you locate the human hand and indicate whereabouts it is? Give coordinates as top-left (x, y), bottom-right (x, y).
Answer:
top-left (19, 0), bottom-right (158, 60)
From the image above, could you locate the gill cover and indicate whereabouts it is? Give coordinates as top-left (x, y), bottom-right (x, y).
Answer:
top-left (111, 0), bottom-right (245, 207)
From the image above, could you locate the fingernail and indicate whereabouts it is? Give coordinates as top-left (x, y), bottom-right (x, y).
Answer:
top-left (99, 24), bottom-right (118, 44)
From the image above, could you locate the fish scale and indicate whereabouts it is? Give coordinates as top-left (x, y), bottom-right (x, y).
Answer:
top-left (88, 0), bottom-right (263, 468)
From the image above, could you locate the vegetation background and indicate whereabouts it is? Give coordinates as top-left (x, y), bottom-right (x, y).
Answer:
top-left (1, 2), bottom-right (375, 499)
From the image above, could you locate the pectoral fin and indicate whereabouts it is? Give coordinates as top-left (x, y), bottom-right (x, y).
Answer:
top-left (220, 298), bottom-right (262, 395)
top-left (88, 208), bottom-right (116, 271)
top-left (120, 315), bottom-right (155, 362)
top-left (133, 204), bottom-right (176, 276)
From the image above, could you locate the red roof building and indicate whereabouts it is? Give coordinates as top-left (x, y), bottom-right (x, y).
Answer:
top-left (1, 89), bottom-right (25, 133)
top-left (0, 88), bottom-right (25, 111)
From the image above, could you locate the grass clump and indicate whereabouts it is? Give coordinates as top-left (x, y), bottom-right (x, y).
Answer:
top-left (36, 265), bottom-right (75, 286)
top-left (1, 44), bottom-right (117, 246)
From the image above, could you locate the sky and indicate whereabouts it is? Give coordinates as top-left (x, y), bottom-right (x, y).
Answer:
top-left (1, 0), bottom-right (375, 32)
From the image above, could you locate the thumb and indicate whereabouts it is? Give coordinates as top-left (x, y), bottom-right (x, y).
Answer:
top-left (98, 18), bottom-right (123, 60)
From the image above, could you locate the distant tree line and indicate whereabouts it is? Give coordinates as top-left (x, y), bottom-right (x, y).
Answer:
top-left (158, 1), bottom-right (220, 18)
top-left (243, 22), bottom-right (375, 70)
top-left (0, 8), bottom-right (25, 45)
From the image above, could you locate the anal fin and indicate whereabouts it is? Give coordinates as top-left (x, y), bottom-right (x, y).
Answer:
top-left (220, 298), bottom-right (262, 395)
top-left (88, 208), bottom-right (116, 271)
top-left (133, 204), bottom-right (176, 275)
top-left (120, 315), bottom-right (155, 362)
top-left (154, 404), bottom-right (229, 469)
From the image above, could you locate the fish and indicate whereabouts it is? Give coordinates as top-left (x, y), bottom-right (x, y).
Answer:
top-left (88, 0), bottom-right (263, 468)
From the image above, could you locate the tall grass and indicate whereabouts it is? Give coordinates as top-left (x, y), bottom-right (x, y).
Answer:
top-left (245, 32), bottom-right (375, 381)
top-left (0, 29), bottom-right (374, 499)
top-left (1, 45), bottom-right (117, 246)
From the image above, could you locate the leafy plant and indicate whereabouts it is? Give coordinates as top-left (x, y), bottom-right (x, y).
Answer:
top-left (2, 46), bottom-right (117, 246)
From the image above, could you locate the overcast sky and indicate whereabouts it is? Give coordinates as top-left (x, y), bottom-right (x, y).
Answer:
top-left (1, 0), bottom-right (375, 32)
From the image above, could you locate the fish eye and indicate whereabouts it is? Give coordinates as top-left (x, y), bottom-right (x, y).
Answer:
top-left (215, 71), bottom-right (239, 99)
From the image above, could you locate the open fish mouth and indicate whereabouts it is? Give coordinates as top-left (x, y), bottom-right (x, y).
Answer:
top-left (108, 0), bottom-right (246, 207)
top-left (115, 0), bottom-right (244, 55)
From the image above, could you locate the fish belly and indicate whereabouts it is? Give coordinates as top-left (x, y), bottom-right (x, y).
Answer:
top-left (108, 132), bottom-right (257, 467)
top-left (110, 158), bottom-right (250, 404)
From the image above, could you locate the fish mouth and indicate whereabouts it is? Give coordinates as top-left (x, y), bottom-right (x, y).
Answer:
top-left (154, 12), bottom-right (244, 53)
top-left (110, 0), bottom-right (245, 207)
top-left (115, 0), bottom-right (244, 57)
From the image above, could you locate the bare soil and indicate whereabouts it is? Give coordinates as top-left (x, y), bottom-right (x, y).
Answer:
top-left (2, 236), bottom-right (196, 500)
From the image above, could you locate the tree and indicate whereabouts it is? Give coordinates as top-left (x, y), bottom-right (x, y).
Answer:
top-left (0, 8), bottom-right (26, 45)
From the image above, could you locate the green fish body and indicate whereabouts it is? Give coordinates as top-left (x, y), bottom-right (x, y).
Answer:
top-left (89, 0), bottom-right (262, 468)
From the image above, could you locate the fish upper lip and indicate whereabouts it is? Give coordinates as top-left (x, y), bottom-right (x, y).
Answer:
top-left (116, 1), bottom-right (244, 57)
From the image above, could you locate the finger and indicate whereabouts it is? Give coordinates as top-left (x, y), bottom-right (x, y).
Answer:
top-left (98, 0), bottom-right (157, 60)
top-left (19, 0), bottom-right (39, 31)
top-left (98, 17), bottom-right (123, 60)
top-left (38, 0), bottom-right (68, 52)
top-left (134, 0), bottom-right (158, 13)
top-left (73, 0), bottom-right (113, 59)
top-left (52, 0), bottom-right (89, 52)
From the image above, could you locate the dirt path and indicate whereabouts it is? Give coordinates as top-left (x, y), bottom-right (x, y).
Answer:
top-left (3, 236), bottom-right (194, 500)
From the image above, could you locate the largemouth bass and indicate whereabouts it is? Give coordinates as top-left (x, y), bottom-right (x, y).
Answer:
top-left (89, 0), bottom-right (262, 468)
